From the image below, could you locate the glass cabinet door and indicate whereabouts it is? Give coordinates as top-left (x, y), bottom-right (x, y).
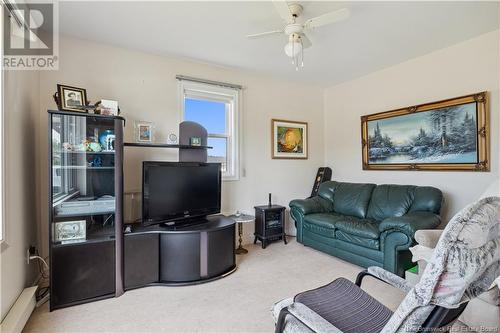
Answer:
top-left (51, 113), bottom-right (117, 245)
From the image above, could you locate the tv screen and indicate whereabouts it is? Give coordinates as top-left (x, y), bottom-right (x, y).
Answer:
top-left (142, 162), bottom-right (221, 226)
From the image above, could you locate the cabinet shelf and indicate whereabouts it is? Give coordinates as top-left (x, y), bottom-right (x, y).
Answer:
top-left (52, 235), bottom-right (115, 248)
top-left (54, 150), bottom-right (116, 155)
top-left (54, 210), bottom-right (115, 219)
top-left (124, 142), bottom-right (212, 149)
top-left (52, 166), bottom-right (115, 170)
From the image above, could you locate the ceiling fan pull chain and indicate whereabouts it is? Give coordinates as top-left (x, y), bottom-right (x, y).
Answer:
top-left (301, 39), bottom-right (304, 67)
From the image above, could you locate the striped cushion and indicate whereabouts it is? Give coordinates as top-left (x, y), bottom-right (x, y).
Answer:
top-left (294, 278), bottom-right (392, 333)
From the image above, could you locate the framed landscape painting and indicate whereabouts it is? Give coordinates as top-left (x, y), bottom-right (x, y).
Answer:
top-left (272, 119), bottom-right (308, 159)
top-left (361, 92), bottom-right (489, 171)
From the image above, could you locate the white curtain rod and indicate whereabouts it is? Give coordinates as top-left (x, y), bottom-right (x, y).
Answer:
top-left (176, 75), bottom-right (243, 90)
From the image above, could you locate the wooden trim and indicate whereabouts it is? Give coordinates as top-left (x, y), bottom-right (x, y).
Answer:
top-left (361, 92), bottom-right (489, 171)
top-left (271, 119), bottom-right (308, 160)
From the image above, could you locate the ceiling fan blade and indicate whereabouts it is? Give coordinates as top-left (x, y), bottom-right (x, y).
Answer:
top-left (300, 34), bottom-right (312, 49)
top-left (304, 8), bottom-right (350, 29)
top-left (273, 0), bottom-right (293, 23)
top-left (246, 30), bottom-right (283, 38)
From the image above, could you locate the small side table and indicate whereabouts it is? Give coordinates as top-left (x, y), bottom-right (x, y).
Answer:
top-left (254, 205), bottom-right (287, 249)
top-left (228, 213), bottom-right (255, 255)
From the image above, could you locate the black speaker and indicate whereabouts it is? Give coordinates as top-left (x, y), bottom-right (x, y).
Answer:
top-left (310, 167), bottom-right (332, 197)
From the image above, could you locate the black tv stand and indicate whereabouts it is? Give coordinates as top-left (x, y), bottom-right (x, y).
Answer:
top-left (123, 215), bottom-right (236, 288)
top-left (160, 217), bottom-right (209, 229)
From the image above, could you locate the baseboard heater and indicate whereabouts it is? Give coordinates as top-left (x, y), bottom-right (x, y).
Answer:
top-left (0, 286), bottom-right (37, 333)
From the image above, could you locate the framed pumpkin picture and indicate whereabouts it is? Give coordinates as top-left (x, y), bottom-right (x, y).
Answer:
top-left (272, 119), bottom-right (308, 159)
top-left (361, 92), bottom-right (489, 171)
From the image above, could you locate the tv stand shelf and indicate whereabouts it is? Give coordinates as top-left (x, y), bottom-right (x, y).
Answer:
top-left (123, 215), bottom-right (236, 288)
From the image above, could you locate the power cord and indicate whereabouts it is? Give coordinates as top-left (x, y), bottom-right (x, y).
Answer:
top-left (28, 248), bottom-right (50, 306)
top-left (29, 255), bottom-right (49, 270)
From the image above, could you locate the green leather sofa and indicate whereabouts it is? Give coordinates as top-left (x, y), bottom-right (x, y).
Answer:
top-left (289, 181), bottom-right (442, 276)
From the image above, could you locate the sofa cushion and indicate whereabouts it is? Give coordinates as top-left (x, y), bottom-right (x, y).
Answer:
top-left (303, 213), bottom-right (337, 238)
top-left (329, 182), bottom-right (376, 219)
top-left (335, 230), bottom-right (380, 250)
top-left (334, 217), bottom-right (380, 240)
top-left (367, 184), bottom-right (415, 221)
top-left (304, 213), bottom-right (338, 229)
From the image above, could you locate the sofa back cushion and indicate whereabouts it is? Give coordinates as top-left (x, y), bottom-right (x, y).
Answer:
top-left (318, 181), bottom-right (336, 202)
top-left (318, 181), bottom-right (376, 219)
top-left (367, 184), bottom-right (443, 221)
top-left (367, 185), bottom-right (415, 221)
top-left (409, 186), bottom-right (443, 214)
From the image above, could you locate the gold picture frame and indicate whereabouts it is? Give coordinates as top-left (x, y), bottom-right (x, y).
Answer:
top-left (361, 92), bottom-right (489, 171)
top-left (272, 119), bottom-right (308, 159)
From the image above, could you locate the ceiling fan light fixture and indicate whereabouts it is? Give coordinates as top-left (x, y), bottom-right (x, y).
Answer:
top-left (247, 2), bottom-right (350, 72)
top-left (284, 41), bottom-right (302, 58)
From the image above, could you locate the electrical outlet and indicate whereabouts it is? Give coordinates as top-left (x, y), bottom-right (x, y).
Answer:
top-left (26, 246), bottom-right (36, 264)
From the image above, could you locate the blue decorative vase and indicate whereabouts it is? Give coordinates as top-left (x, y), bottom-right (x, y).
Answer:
top-left (99, 130), bottom-right (115, 151)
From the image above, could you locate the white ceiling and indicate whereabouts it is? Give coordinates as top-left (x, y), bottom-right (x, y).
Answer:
top-left (58, 1), bottom-right (499, 87)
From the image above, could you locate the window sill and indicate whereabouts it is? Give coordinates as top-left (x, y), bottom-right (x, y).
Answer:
top-left (222, 176), bottom-right (239, 182)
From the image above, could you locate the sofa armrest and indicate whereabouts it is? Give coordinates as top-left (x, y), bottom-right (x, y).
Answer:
top-left (414, 229), bottom-right (443, 248)
top-left (289, 196), bottom-right (331, 215)
top-left (379, 211), bottom-right (441, 238)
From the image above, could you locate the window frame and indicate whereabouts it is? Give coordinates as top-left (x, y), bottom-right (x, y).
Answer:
top-left (179, 80), bottom-right (240, 181)
top-left (0, 4), bottom-right (4, 242)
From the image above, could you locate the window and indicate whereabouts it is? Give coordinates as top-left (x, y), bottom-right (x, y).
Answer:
top-left (179, 79), bottom-right (240, 180)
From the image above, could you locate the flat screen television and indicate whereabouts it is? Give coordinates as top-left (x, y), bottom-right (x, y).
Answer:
top-left (142, 162), bottom-right (221, 226)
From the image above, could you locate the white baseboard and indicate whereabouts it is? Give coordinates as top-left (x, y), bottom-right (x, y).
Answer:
top-left (0, 286), bottom-right (37, 333)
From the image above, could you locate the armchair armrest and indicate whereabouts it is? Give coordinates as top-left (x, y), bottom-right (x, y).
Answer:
top-left (379, 211), bottom-right (441, 238)
top-left (414, 229), bottom-right (443, 248)
top-left (411, 230), bottom-right (443, 265)
top-left (289, 196), bottom-right (332, 215)
top-left (356, 267), bottom-right (413, 293)
top-left (275, 302), bottom-right (344, 333)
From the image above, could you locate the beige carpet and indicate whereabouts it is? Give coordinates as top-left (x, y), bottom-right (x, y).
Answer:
top-left (23, 239), bottom-right (465, 332)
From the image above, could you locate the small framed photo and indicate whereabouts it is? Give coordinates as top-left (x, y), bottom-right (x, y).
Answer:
top-left (135, 121), bottom-right (155, 143)
top-left (53, 220), bottom-right (86, 243)
top-left (57, 84), bottom-right (87, 112)
top-left (272, 119), bottom-right (308, 159)
top-left (190, 137), bottom-right (202, 146)
top-left (100, 99), bottom-right (119, 116)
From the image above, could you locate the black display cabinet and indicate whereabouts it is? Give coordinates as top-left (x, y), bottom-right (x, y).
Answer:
top-left (253, 205), bottom-right (287, 249)
top-left (48, 110), bottom-right (125, 310)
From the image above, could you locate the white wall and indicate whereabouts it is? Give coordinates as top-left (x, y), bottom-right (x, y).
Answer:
top-left (37, 36), bottom-right (325, 254)
top-left (324, 30), bottom-right (500, 221)
top-left (0, 70), bottom-right (40, 320)
top-left (35, 30), bottom-right (500, 257)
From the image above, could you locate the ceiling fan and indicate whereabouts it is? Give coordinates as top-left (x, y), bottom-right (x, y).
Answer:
top-left (247, 1), bottom-right (350, 70)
